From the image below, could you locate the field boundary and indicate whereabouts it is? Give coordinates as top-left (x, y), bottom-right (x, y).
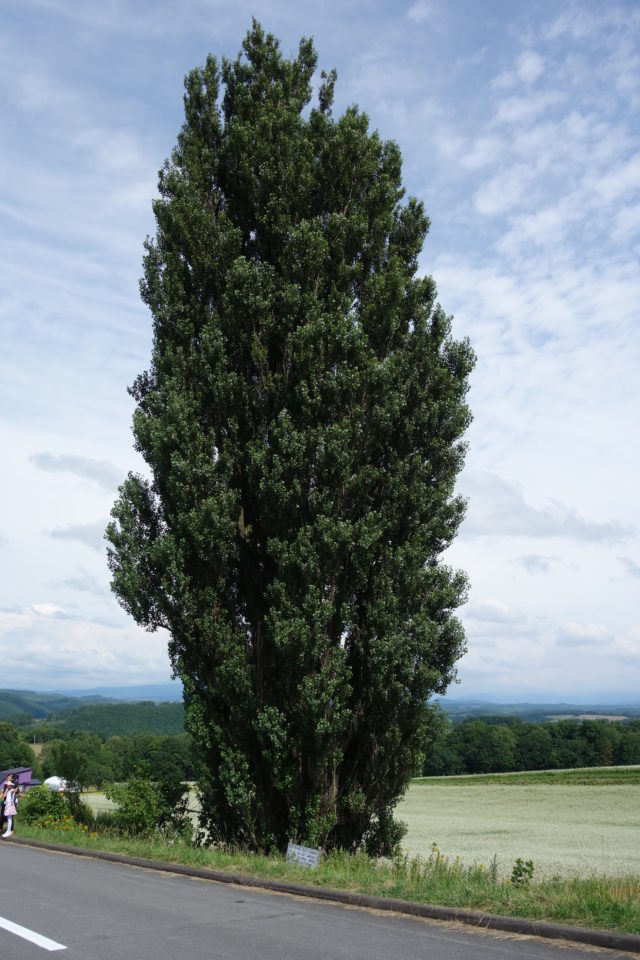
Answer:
top-left (10, 836), bottom-right (640, 955)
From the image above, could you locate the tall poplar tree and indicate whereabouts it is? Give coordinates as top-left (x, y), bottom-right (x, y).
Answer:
top-left (107, 21), bottom-right (475, 854)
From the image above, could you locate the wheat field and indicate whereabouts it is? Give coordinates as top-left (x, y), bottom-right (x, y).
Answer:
top-left (397, 778), bottom-right (640, 878)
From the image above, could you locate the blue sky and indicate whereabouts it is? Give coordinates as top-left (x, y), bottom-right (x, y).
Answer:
top-left (1, 0), bottom-right (639, 699)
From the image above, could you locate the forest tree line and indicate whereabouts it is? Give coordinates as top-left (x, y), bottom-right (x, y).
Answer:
top-left (423, 715), bottom-right (640, 776)
top-left (33, 701), bottom-right (185, 738)
top-left (4, 712), bottom-right (640, 789)
top-left (4, 700), bottom-right (185, 737)
top-left (0, 721), bottom-right (194, 787)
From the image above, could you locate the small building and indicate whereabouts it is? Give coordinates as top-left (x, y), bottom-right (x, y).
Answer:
top-left (0, 767), bottom-right (41, 792)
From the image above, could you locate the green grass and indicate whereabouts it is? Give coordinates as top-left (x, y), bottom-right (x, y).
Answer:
top-left (14, 819), bottom-right (640, 936)
top-left (415, 765), bottom-right (640, 786)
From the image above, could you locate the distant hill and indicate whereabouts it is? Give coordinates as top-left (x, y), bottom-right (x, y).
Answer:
top-left (0, 684), bottom-right (184, 737)
top-left (437, 699), bottom-right (640, 723)
top-left (5, 685), bottom-right (638, 732)
top-left (0, 689), bottom-right (110, 722)
top-left (44, 682), bottom-right (184, 702)
top-left (0, 683), bottom-right (183, 720)
top-left (38, 700), bottom-right (185, 738)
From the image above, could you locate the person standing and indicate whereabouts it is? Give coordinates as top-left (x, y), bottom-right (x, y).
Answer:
top-left (2, 774), bottom-right (18, 838)
top-left (0, 777), bottom-right (7, 834)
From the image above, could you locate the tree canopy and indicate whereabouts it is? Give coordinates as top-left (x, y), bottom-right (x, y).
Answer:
top-left (107, 21), bottom-right (475, 853)
top-left (0, 721), bottom-right (37, 772)
top-left (422, 716), bottom-right (640, 776)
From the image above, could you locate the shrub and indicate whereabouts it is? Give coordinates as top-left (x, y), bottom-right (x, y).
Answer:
top-left (106, 776), bottom-right (162, 835)
top-left (70, 798), bottom-right (98, 828)
top-left (105, 773), bottom-right (190, 837)
top-left (18, 786), bottom-right (67, 825)
top-left (511, 857), bottom-right (535, 887)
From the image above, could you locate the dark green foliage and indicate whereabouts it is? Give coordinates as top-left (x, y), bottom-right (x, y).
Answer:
top-left (25, 703), bottom-right (188, 790)
top-left (2, 712), bottom-right (34, 728)
top-left (0, 688), bottom-right (185, 727)
top-left (21, 724), bottom-right (72, 743)
top-left (107, 22), bottom-right (474, 853)
top-left (102, 733), bottom-right (195, 783)
top-left (105, 774), bottom-right (189, 836)
top-left (68, 798), bottom-right (98, 828)
top-left (423, 717), bottom-right (640, 775)
top-left (105, 776), bottom-right (164, 835)
top-left (42, 739), bottom-right (89, 787)
top-left (40, 732), bottom-right (102, 802)
top-left (18, 785), bottom-right (67, 825)
top-left (36, 730), bottom-right (194, 787)
top-left (42, 739), bottom-right (90, 814)
top-left (41, 701), bottom-right (185, 738)
top-left (510, 858), bottom-right (535, 887)
top-left (0, 689), bottom-right (108, 722)
top-left (0, 721), bottom-right (38, 771)
top-left (0, 692), bottom-right (65, 723)
top-left (514, 723), bottom-right (554, 771)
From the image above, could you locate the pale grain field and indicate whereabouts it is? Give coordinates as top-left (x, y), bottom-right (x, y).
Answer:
top-left (84, 780), bottom-right (640, 879)
top-left (84, 792), bottom-right (117, 812)
top-left (397, 780), bottom-right (640, 879)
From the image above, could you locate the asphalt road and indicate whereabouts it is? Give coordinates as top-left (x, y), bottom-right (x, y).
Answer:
top-left (0, 843), bottom-right (633, 960)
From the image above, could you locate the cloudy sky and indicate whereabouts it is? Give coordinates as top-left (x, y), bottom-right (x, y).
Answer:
top-left (1, 0), bottom-right (638, 700)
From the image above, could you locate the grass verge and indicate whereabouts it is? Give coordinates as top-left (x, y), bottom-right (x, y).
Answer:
top-left (415, 766), bottom-right (640, 786)
top-left (13, 821), bottom-right (640, 936)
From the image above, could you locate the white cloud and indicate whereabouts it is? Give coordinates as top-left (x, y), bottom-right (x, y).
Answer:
top-left (611, 627), bottom-right (640, 663)
top-left (460, 472), bottom-right (633, 543)
top-left (618, 557), bottom-right (640, 580)
top-left (52, 572), bottom-right (108, 595)
top-left (72, 126), bottom-right (147, 175)
top-left (515, 554), bottom-right (558, 575)
top-left (0, 602), bottom-right (171, 688)
top-left (494, 91), bottom-right (563, 126)
top-left (613, 201), bottom-right (640, 240)
top-left (473, 164), bottom-right (534, 216)
top-left (545, 6), bottom-right (640, 43)
top-left (17, 0), bottom-right (196, 38)
top-left (459, 134), bottom-right (504, 170)
top-left (516, 51), bottom-right (544, 85)
top-left (465, 601), bottom-right (526, 624)
top-left (594, 153), bottom-right (640, 204)
top-left (30, 453), bottom-right (122, 492)
top-left (14, 65), bottom-right (77, 112)
top-left (494, 201), bottom-right (573, 254)
top-left (406, 0), bottom-right (439, 24)
top-left (32, 602), bottom-right (66, 616)
top-left (557, 621), bottom-right (613, 647)
top-left (495, 51), bottom-right (545, 89)
top-left (49, 520), bottom-right (108, 552)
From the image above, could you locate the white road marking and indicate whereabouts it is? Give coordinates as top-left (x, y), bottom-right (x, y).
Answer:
top-left (0, 915), bottom-right (67, 951)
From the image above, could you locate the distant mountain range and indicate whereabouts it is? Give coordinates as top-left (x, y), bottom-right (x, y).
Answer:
top-left (46, 682), bottom-right (184, 702)
top-left (437, 698), bottom-right (640, 722)
top-left (0, 683), bottom-right (183, 722)
top-left (1, 683), bottom-right (638, 724)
